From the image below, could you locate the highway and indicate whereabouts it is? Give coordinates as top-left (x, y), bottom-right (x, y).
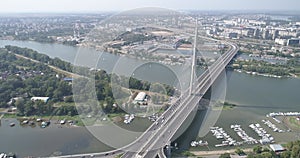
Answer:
top-left (121, 42), bottom-right (239, 158)
top-left (51, 39), bottom-right (238, 158)
top-left (51, 42), bottom-right (238, 158)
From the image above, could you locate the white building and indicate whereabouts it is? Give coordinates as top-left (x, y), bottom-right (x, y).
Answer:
top-left (270, 144), bottom-right (285, 153)
top-left (134, 92), bottom-right (147, 102)
top-left (31, 97), bottom-right (50, 103)
top-left (275, 38), bottom-right (287, 45)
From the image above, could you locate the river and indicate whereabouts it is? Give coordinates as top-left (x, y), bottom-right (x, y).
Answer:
top-left (0, 40), bottom-right (300, 156)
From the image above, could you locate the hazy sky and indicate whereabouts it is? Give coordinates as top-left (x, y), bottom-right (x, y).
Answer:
top-left (0, 0), bottom-right (299, 13)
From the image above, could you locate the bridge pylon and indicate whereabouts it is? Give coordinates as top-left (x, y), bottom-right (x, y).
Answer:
top-left (189, 19), bottom-right (198, 96)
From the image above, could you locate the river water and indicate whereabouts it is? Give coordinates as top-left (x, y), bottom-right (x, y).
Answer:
top-left (0, 40), bottom-right (300, 157)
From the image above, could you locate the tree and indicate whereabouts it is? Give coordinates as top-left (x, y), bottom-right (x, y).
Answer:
top-left (260, 152), bottom-right (272, 158)
top-left (291, 145), bottom-right (300, 158)
top-left (280, 151), bottom-right (291, 158)
top-left (24, 101), bottom-right (35, 116)
top-left (15, 99), bottom-right (25, 115)
top-left (246, 152), bottom-right (255, 158)
top-left (235, 148), bottom-right (246, 156)
top-left (286, 141), bottom-right (294, 151)
top-left (34, 100), bottom-right (46, 115)
top-left (253, 145), bottom-right (263, 154)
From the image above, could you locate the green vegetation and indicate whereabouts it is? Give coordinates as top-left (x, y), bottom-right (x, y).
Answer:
top-left (223, 102), bottom-right (237, 110)
top-left (213, 102), bottom-right (237, 110)
top-left (113, 30), bottom-right (155, 48)
top-left (245, 141), bottom-right (300, 158)
top-left (14, 32), bottom-right (55, 43)
top-left (231, 59), bottom-right (290, 76)
top-left (219, 153), bottom-right (231, 158)
top-left (0, 46), bottom-right (175, 122)
top-left (252, 145), bottom-right (263, 154)
top-left (62, 40), bottom-right (79, 46)
top-left (286, 117), bottom-right (300, 129)
top-left (115, 154), bottom-right (123, 158)
top-left (181, 151), bottom-right (196, 157)
top-left (235, 148), bottom-right (246, 156)
top-left (5, 45), bottom-right (72, 72)
top-left (231, 51), bottom-right (300, 77)
top-left (3, 113), bottom-right (18, 119)
top-left (0, 48), bottom-right (72, 110)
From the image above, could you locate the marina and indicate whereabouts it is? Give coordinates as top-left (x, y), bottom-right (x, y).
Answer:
top-left (210, 127), bottom-right (239, 147)
top-left (230, 124), bottom-right (258, 145)
top-left (249, 123), bottom-right (275, 144)
top-left (190, 140), bottom-right (208, 147)
top-left (267, 111), bottom-right (300, 117)
top-left (187, 112), bottom-right (300, 150)
top-left (262, 119), bottom-right (284, 133)
top-left (0, 152), bottom-right (16, 158)
top-left (209, 125), bottom-right (257, 148)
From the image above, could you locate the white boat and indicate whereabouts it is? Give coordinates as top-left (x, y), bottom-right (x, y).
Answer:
top-left (60, 120), bottom-right (66, 124)
top-left (0, 153), bottom-right (6, 158)
top-left (215, 144), bottom-right (228, 147)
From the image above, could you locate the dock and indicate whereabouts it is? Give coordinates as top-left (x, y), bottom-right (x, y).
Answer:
top-left (231, 124), bottom-right (258, 144)
top-left (210, 127), bottom-right (239, 147)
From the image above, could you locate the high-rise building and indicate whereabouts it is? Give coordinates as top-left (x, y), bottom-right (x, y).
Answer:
top-left (273, 30), bottom-right (279, 40)
top-left (254, 28), bottom-right (260, 39)
top-left (263, 29), bottom-right (270, 39)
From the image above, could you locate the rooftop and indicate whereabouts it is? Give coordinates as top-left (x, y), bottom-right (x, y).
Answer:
top-left (270, 144), bottom-right (285, 152)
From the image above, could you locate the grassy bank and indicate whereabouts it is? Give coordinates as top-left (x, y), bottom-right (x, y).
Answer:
top-left (2, 112), bottom-right (130, 127)
top-left (2, 113), bottom-right (85, 126)
top-left (213, 102), bottom-right (237, 110)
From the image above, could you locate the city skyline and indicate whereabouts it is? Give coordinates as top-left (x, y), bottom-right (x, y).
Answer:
top-left (0, 0), bottom-right (300, 13)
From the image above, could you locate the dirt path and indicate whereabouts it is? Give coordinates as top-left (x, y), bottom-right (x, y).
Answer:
top-left (13, 53), bottom-right (83, 78)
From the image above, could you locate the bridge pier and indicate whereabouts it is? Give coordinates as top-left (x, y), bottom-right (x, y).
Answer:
top-left (165, 141), bottom-right (172, 158)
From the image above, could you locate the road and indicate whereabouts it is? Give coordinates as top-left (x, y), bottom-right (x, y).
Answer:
top-left (48, 34), bottom-right (238, 158)
top-left (51, 42), bottom-right (238, 158)
top-left (121, 42), bottom-right (239, 158)
top-left (12, 53), bottom-right (83, 79)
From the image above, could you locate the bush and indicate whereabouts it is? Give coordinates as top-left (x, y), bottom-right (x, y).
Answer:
top-left (219, 153), bottom-right (231, 158)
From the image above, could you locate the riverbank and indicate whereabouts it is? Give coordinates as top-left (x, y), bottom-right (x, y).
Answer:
top-left (1, 114), bottom-right (84, 127)
top-left (190, 148), bottom-right (252, 157)
top-left (283, 116), bottom-right (300, 132)
top-left (1, 112), bottom-right (135, 128)
top-left (0, 118), bottom-right (115, 157)
top-left (231, 53), bottom-right (300, 79)
top-left (234, 69), bottom-right (286, 78)
top-left (0, 39), bottom-right (300, 157)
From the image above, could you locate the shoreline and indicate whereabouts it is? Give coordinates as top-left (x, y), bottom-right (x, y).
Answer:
top-left (190, 148), bottom-right (253, 157)
top-left (233, 69), bottom-right (299, 79)
top-left (2, 39), bottom-right (298, 80)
